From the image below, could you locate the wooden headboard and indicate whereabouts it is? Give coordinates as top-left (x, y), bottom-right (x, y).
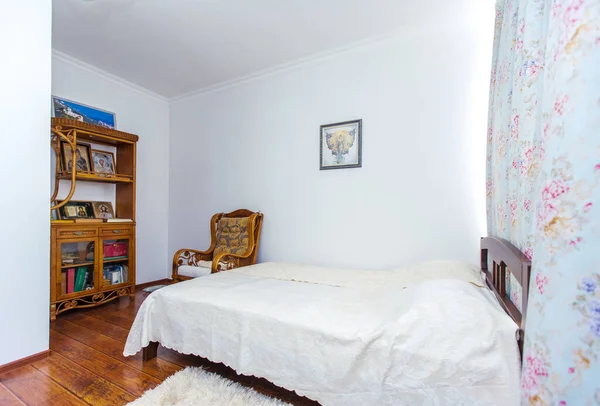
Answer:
top-left (480, 237), bottom-right (532, 357)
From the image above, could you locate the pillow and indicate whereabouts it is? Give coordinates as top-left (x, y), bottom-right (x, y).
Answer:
top-left (178, 265), bottom-right (211, 278)
top-left (233, 261), bottom-right (484, 290)
top-left (214, 217), bottom-right (250, 256)
top-left (392, 260), bottom-right (485, 285)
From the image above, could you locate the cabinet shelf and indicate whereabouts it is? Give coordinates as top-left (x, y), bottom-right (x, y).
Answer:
top-left (100, 281), bottom-right (129, 291)
top-left (61, 261), bottom-right (95, 269)
top-left (103, 257), bottom-right (129, 263)
top-left (57, 172), bottom-right (133, 183)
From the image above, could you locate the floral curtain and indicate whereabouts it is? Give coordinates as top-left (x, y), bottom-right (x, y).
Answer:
top-left (486, 0), bottom-right (600, 404)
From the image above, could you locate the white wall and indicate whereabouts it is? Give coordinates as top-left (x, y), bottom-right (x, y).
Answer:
top-left (52, 54), bottom-right (170, 283)
top-left (169, 9), bottom-right (494, 269)
top-left (0, 0), bottom-right (51, 365)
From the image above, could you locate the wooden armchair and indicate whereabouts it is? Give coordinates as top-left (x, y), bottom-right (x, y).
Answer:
top-left (172, 209), bottom-right (264, 282)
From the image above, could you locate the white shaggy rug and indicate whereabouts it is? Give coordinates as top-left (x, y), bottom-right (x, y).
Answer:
top-left (128, 367), bottom-right (292, 406)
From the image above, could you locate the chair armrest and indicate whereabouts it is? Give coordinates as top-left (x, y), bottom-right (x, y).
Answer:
top-left (172, 249), bottom-right (213, 280)
top-left (211, 251), bottom-right (254, 273)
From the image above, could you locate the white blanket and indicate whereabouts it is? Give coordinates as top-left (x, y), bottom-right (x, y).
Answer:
top-left (124, 261), bottom-right (521, 405)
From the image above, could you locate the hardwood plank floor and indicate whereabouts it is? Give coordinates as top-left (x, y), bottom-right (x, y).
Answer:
top-left (0, 382), bottom-right (25, 406)
top-left (0, 365), bottom-right (87, 406)
top-left (0, 286), bottom-right (319, 406)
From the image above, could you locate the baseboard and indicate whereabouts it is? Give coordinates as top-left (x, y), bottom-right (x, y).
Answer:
top-left (0, 350), bottom-right (50, 375)
top-left (135, 278), bottom-right (172, 290)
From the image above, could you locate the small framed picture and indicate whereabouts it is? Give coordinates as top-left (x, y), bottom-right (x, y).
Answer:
top-left (57, 200), bottom-right (95, 219)
top-left (92, 201), bottom-right (115, 219)
top-left (320, 119), bottom-right (362, 170)
top-left (61, 142), bottom-right (92, 173)
top-left (91, 150), bottom-right (116, 175)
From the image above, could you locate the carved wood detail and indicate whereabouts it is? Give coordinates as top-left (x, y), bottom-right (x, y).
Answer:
top-left (54, 287), bottom-right (131, 318)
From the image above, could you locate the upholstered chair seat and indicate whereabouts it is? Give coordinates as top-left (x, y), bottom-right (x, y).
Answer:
top-left (177, 265), bottom-right (212, 278)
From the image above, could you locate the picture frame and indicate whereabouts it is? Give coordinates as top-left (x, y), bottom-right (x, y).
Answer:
top-left (320, 119), bottom-right (362, 170)
top-left (56, 200), bottom-right (95, 219)
top-left (91, 149), bottom-right (116, 175)
top-left (92, 201), bottom-right (115, 220)
top-left (52, 96), bottom-right (116, 129)
top-left (61, 142), bottom-right (93, 173)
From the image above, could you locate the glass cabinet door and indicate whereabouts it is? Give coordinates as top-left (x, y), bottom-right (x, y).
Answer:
top-left (58, 240), bottom-right (96, 298)
top-left (101, 238), bottom-right (131, 288)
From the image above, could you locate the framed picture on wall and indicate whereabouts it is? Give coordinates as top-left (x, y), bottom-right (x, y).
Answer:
top-left (52, 96), bottom-right (116, 129)
top-left (320, 119), bottom-right (362, 170)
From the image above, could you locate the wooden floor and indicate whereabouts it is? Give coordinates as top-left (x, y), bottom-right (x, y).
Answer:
top-left (0, 286), bottom-right (319, 406)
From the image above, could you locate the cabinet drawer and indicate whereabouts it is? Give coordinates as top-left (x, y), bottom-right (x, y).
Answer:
top-left (56, 228), bottom-right (98, 239)
top-left (100, 227), bottom-right (132, 237)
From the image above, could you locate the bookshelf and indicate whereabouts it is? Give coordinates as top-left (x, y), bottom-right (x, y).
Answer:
top-left (49, 118), bottom-right (138, 320)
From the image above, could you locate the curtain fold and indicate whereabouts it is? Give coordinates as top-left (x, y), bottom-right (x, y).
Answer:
top-left (486, 0), bottom-right (599, 404)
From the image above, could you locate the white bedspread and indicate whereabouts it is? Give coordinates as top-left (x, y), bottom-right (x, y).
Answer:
top-left (124, 261), bottom-right (521, 405)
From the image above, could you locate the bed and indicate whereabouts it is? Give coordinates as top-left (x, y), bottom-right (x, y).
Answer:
top-left (124, 237), bottom-right (530, 405)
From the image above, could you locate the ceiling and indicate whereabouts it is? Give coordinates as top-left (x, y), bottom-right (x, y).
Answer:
top-left (53, 0), bottom-right (459, 99)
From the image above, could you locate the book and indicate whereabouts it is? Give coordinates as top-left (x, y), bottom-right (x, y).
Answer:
top-left (74, 267), bottom-right (87, 292)
top-left (61, 272), bottom-right (67, 295)
top-left (67, 268), bottom-right (75, 293)
top-left (105, 218), bottom-right (133, 223)
top-left (62, 252), bottom-right (78, 264)
top-left (74, 268), bottom-right (83, 292)
top-left (103, 264), bottom-right (128, 285)
top-left (82, 270), bottom-right (91, 290)
top-left (110, 270), bottom-right (122, 284)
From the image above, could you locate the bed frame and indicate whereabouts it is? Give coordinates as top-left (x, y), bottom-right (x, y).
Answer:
top-left (480, 236), bottom-right (532, 357)
top-left (141, 236), bottom-right (531, 404)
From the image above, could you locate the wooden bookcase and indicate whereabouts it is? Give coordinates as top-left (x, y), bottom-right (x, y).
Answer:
top-left (49, 118), bottom-right (138, 320)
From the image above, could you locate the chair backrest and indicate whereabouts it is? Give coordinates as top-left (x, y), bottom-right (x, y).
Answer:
top-left (208, 209), bottom-right (264, 262)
